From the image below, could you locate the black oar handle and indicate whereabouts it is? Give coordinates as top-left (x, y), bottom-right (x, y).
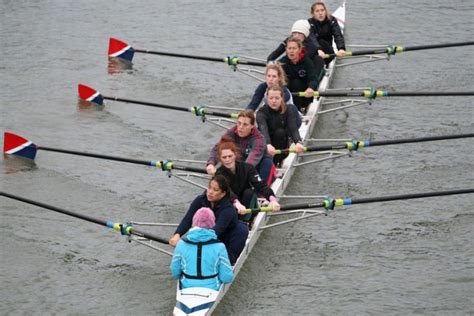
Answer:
top-left (134, 49), bottom-right (266, 67)
top-left (0, 191), bottom-right (169, 244)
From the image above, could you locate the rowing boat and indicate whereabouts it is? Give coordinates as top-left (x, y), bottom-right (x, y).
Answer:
top-left (172, 2), bottom-right (346, 315)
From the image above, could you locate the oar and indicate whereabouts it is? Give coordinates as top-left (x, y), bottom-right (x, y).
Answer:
top-left (1, 191), bottom-right (169, 244)
top-left (276, 133), bottom-right (474, 155)
top-left (3, 132), bottom-right (207, 174)
top-left (78, 84), bottom-right (238, 119)
top-left (108, 37), bottom-right (266, 66)
top-left (292, 89), bottom-right (474, 98)
top-left (247, 188), bottom-right (474, 213)
top-left (325, 41), bottom-right (474, 59)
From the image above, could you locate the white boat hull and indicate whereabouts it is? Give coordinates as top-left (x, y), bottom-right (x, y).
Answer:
top-left (173, 287), bottom-right (219, 316)
top-left (174, 3), bottom-right (346, 314)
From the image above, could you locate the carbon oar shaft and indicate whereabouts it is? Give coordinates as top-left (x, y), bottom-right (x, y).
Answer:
top-left (355, 133), bottom-right (474, 148)
top-left (249, 188), bottom-right (474, 213)
top-left (104, 96), bottom-right (190, 113)
top-left (103, 96), bottom-right (237, 119)
top-left (134, 49), bottom-right (267, 67)
top-left (277, 133), bottom-right (474, 154)
top-left (0, 191), bottom-right (168, 244)
top-left (347, 189), bottom-right (474, 205)
top-left (401, 41), bottom-right (474, 52)
top-left (38, 146), bottom-right (207, 174)
top-left (325, 41), bottom-right (474, 59)
top-left (293, 90), bottom-right (474, 98)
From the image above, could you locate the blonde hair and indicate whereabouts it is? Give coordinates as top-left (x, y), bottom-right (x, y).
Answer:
top-left (266, 84), bottom-right (287, 114)
top-left (286, 36), bottom-right (304, 49)
top-left (266, 63), bottom-right (288, 86)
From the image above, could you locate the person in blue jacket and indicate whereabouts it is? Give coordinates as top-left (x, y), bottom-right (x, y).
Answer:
top-left (170, 207), bottom-right (234, 291)
top-left (169, 175), bottom-right (249, 265)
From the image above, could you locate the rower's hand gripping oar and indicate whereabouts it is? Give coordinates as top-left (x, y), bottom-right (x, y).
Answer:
top-left (292, 88), bottom-right (474, 98)
top-left (245, 189), bottom-right (474, 214)
top-left (78, 84), bottom-right (238, 121)
top-left (324, 41), bottom-right (474, 59)
top-left (107, 37), bottom-right (267, 68)
top-left (1, 191), bottom-right (169, 244)
top-left (275, 133), bottom-right (474, 155)
top-left (3, 132), bottom-right (207, 174)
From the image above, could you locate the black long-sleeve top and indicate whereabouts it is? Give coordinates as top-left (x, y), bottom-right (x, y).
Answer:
top-left (216, 161), bottom-right (275, 202)
top-left (256, 103), bottom-right (302, 145)
top-left (267, 33), bottom-right (320, 62)
top-left (308, 16), bottom-right (345, 51)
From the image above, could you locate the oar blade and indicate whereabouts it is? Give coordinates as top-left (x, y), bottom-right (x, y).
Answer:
top-left (108, 37), bottom-right (135, 62)
top-left (78, 84), bottom-right (104, 106)
top-left (3, 132), bottom-right (38, 160)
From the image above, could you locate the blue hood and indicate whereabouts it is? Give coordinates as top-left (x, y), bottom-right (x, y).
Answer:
top-left (186, 227), bottom-right (218, 243)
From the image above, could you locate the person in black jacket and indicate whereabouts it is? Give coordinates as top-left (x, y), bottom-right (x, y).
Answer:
top-left (308, 1), bottom-right (346, 65)
top-left (215, 138), bottom-right (280, 217)
top-left (169, 175), bottom-right (249, 265)
top-left (267, 19), bottom-right (325, 82)
top-left (279, 37), bottom-right (320, 112)
top-left (257, 85), bottom-right (305, 165)
top-left (246, 63), bottom-right (302, 128)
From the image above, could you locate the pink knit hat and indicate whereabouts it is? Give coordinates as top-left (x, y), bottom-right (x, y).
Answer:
top-left (192, 207), bottom-right (216, 229)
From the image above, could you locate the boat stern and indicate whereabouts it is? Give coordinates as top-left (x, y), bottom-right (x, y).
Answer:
top-left (173, 287), bottom-right (219, 316)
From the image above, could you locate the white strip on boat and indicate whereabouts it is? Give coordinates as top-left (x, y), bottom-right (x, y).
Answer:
top-left (173, 3), bottom-right (346, 315)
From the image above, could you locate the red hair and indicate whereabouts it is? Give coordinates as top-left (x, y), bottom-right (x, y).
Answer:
top-left (216, 137), bottom-right (241, 162)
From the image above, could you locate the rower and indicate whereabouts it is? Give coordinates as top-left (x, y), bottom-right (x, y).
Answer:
top-left (308, 1), bottom-right (346, 65)
top-left (279, 37), bottom-right (321, 112)
top-left (267, 19), bottom-right (325, 83)
top-left (169, 175), bottom-right (249, 265)
top-left (170, 207), bottom-right (234, 290)
top-left (246, 63), bottom-right (302, 128)
top-left (256, 84), bottom-right (305, 166)
top-left (214, 138), bottom-right (280, 220)
top-left (207, 109), bottom-right (276, 186)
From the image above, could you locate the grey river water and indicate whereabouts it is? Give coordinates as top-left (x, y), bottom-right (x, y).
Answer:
top-left (1, 0), bottom-right (473, 315)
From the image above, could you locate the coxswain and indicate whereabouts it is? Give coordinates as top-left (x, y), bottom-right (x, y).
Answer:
top-left (170, 207), bottom-right (234, 290)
